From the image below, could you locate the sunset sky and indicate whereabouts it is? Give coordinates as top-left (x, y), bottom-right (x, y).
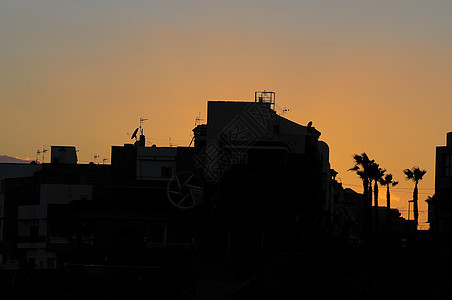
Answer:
top-left (2, 1), bottom-right (452, 228)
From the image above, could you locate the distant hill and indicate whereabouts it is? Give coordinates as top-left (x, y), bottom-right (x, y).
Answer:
top-left (0, 155), bottom-right (34, 164)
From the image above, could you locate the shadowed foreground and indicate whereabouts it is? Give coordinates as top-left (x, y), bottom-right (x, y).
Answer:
top-left (1, 246), bottom-right (451, 300)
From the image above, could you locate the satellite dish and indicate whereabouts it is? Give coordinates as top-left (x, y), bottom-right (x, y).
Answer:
top-left (167, 172), bottom-right (204, 209)
top-left (131, 128), bottom-right (139, 140)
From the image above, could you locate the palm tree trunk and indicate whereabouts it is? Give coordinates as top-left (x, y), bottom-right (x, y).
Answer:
top-left (386, 185), bottom-right (391, 232)
top-left (374, 180), bottom-right (379, 231)
top-left (368, 180), bottom-right (373, 232)
top-left (362, 178), bottom-right (371, 234)
top-left (413, 181), bottom-right (419, 227)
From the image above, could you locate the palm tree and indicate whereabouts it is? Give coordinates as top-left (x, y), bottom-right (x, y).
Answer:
top-left (349, 153), bottom-right (375, 232)
top-left (368, 163), bottom-right (386, 231)
top-left (403, 167), bottom-right (427, 227)
top-left (380, 174), bottom-right (398, 231)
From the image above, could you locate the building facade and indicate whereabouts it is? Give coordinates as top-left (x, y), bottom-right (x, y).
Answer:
top-left (2, 94), bottom-right (363, 269)
top-left (429, 132), bottom-right (452, 231)
top-left (0, 163), bottom-right (42, 267)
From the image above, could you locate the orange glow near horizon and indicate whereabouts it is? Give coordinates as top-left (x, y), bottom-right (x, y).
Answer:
top-left (2, 2), bottom-right (452, 229)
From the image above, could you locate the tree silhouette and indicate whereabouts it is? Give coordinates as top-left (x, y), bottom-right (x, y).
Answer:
top-left (368, 163), bottom-right (386, 231)
top-left (380, 174), bottom-right (398, 231)
top-left (403, 167), bottom-right (427, 227)
top-left (349, 153), bottom-right (375, 233)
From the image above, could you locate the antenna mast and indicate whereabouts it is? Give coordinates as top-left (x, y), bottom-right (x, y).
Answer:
top-left (36, 145), bottom-right (48, 164)
top-left (283, 107), bottom-right (290, 116)
top-left (194, 112), bottom-right (204, 126)
top-left (140, 117), bottom-right (148, 135)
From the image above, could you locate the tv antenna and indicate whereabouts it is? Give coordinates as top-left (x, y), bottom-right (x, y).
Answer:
top-left (282, 107), bottom-right (290, 116)
top-left (194, 112), bottom-right (204, 126)
top-left (275, 103), bottom-right (290, 116)
top-left (94, 155), bottom-right (99, 164)
top-left (140, 117), bottom-right (148, 134)
top-left (130, 117), bottom-right (148, 141)
top-left (131, 128), bottom-right (139, 141)
top-left (36, 145), bottom-right (48, 163)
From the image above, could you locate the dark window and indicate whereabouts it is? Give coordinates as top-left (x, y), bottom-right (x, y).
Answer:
top-left (118, 227), bottom-right (134, 239)
top-left (161, 167), bottom-right (172, 178)
top-left (30, 225), bottom-right (39, 242)
top-left (47, 258), bottom-right (56, 269)
top-left (440, 188), bottom-right (452, 212)
top-left (444, 154), bottom-right (452, 177)
top-left (148, 224), bottom-right (165, 243)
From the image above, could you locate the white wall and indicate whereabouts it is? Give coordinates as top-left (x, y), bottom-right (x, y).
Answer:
top-left (16, 184), bottom-right (93, 268)
top-left (136, 147), bottom-right (177, 180)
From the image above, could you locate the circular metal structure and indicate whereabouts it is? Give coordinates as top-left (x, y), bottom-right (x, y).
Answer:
top-left (167, 172), bottom-right (204, 209)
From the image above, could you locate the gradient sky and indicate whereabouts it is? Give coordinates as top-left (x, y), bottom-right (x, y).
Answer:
top-left (2, 0), bottom-right (452, 228)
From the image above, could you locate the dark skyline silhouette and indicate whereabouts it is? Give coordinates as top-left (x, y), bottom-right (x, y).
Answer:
top-left (1, 94), bottom-right (451, 298)
top-left (2, 1), bottom-right (451, 298)
top-left (2, 1), bottom-right (449, 235)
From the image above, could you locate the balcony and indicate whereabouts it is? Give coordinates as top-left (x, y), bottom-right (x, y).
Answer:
top-left (47, 234), bottom-right (94, 250)
top-left (146, 241), bottom-right (196, 250)
top-left (17, 235), bottom-right (46, 243)
top-left (17, 235), bottom-right (46, 249)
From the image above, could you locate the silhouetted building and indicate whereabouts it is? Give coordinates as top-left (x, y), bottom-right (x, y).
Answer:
top-left (2, 93), bottom-right (347, 269)
top-left (1, 154), bottom-right (111, 269)
top-left (192, 95), bottom-right (332, 251)
top-left (429, 132), bottom-right (452, 231)
top-left (342, 188), bottom-right (365, 239)
top-left (374, 206), bottom-right (408, 233)
top-left (50, 146), bottom-right (77, 164)
top-left (111, 144), bottom-right (181, 181)
top-left (0, 163), bottom-right (42, 267)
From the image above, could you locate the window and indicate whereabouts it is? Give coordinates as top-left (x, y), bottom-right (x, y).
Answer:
top-left (440, 188), bottom-right (452, 212)
top-left (161, 167), bottom-right (172, 178)
top-left (29, 225), bottom-right (39, 242)
top-left (118, 227), bottom-right (134, 239)
top-left (47, 258), bottom-right (56, 269)
top-left (148, 224), bottom-right (166, 243)
top-left (444, 154), bottom-right (452, 177)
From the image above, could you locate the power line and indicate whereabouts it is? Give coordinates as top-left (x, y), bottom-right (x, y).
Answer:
top-left (341, 183), bottom-right (435, 195)
top-left (391, 187), bottom-right (435, 190)
top-left (341, 182), bottom-right (435, 190)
